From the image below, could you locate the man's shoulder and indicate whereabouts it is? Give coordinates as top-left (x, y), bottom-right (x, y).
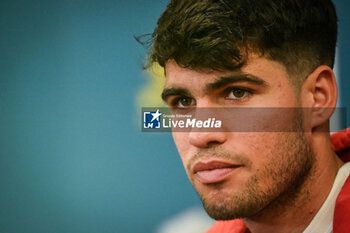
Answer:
top-left (331, 128), bottom-right (350, 162)
top-left (334, 173), bottom-right (350, 232)
top-left (205, 219), bottom-right (247, 233)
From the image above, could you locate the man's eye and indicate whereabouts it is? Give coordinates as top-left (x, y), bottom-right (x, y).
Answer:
top-left (226, 88), bottom-right (251, 100)
top-left (174, 97), bottom-right (195, 108)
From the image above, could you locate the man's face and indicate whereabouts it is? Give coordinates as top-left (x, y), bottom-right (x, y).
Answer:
top-left (162, 56), bottom-right (314, 220)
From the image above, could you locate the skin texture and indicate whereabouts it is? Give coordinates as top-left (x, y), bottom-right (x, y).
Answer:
top-left (163, 56), bottom-right (344, 233)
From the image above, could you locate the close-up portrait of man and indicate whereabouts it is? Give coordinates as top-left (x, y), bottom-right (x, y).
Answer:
top-left (146, 0), bottom-right (350, 232)
top-left (1, 0), bottom-right (349, 232)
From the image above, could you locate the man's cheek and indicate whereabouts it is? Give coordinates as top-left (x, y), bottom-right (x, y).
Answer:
top-left (172, 133), bottom-right (193, 180)
top-left (172, 132), bottom-right (190, 161)
top-left (237, 132), bottom-right (278, 149)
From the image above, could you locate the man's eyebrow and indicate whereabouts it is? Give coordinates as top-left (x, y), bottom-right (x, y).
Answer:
top-left (161, 75), bottom-right (267, 101)
top-left (206, 74), bottom-right (267, 93)
top-left (161, 87), bottom-right (191, 102)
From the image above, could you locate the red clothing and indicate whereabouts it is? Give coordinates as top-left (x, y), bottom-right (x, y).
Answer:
top-left (206, 128), bottom-right (350, 233)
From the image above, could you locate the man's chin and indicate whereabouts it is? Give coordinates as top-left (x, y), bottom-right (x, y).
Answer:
top-left (198, 190), bottom-right (247, 220)
top-left (197, 185), bottom-right (269, 220)
top-left (201, 198), bottom-right (247, 220)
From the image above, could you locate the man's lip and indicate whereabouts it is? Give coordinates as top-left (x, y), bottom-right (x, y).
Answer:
top-left (192, 161), bottom-right (241, 184)
top-left (192, 161), bottom-right (240, 173)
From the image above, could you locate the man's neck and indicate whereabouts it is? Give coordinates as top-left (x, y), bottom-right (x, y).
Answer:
top-left (243, 136), bottom-right (344, 233)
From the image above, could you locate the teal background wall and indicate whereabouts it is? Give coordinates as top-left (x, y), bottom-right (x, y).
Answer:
top-left (335, 0), bottom-right (350, 109)
top-left (0, 1), bottom-right (349, 233)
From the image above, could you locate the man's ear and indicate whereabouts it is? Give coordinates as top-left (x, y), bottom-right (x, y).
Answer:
top-left (301, 65), bottom-right (338, 129)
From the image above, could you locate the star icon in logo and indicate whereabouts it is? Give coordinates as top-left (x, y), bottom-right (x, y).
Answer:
top-left (150, 109), bottom-right (161, 122)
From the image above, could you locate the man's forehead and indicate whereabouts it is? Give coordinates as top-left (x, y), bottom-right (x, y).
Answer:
top-left (164, 60), bottom-right (232, 87)
top-left (163, 59), bottom-right (269, 87)
top-left (163, 53), bottom-right (288, 80)
top-left (163, 66), bottom-right (226, 98)
top-left (164, 60), bottom-right (216, 78)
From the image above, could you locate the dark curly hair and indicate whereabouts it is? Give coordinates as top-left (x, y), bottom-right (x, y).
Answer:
top-left (143, 0), bottom-right (338, 88)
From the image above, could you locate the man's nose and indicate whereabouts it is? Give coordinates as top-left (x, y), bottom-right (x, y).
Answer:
top-left (188, 99), bottom-right (228, 148)
top-left (188, 130), bottom-right (227, 148)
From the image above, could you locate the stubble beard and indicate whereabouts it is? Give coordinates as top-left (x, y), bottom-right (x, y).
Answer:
top-left (196, 119), bottom-right (315, 220)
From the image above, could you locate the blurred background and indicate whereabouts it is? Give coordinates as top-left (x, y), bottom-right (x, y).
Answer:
top-left (0, 0), bottom-right (349, 232)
